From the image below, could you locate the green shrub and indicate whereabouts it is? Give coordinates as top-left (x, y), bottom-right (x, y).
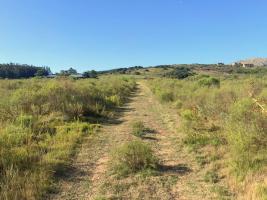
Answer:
top-left (181, 109), bottom-right (196, 121)
top-left (131, 121), bottom-right (146, 138)
top-left (198, 77), bottom-right (220, 87)
top-left (159, 91), bottom-right (174, 102)
top-left (164, 67), bottom-right (195, 79)
top-left (183, 132), bottom-right (223, 150)
top-left (173, 100), bottom-right (183, 109)
top-left (226, 98), bottom-right (267, 178)
top-left (204, 170), bottom-right (220, 183)
top-left (16, 114), bottom-right (34, 128)
top-left (111, 141), bottom-right (158, 176)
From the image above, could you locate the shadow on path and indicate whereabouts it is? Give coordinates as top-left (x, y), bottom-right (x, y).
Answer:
top-left (159, 163), bottom-right (192, 175)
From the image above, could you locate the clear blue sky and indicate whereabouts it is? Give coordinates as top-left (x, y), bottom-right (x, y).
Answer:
top-left (0, 0), bottom-right (267, 72)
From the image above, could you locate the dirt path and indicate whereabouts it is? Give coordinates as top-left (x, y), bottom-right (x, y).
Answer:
top-left (51, 82), bottom-right (219, 200)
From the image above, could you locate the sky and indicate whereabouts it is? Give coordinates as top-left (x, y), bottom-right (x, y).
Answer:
top-left (0, 0), bottom-right (267, 72)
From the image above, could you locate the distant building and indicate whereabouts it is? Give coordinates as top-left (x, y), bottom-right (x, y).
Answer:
top-left (46, 73), bottom-right (85, 79)
top-left (217, 63), bottom-right (224, 66)
top-left (232, 62), bottom-right (254, 68)
top-left (232, 62), bottom-right (242, 67)
top-left (242, 63), bottom-right (254, 68)
top-left (69, 74), bottom-right (85, 79)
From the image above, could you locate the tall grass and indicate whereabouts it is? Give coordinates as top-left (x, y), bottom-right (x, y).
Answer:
top-left (110, 140), bottom-right (158, 177)
top-left (0, 76), bottom-right (136, 199)
top-left (147, 74), bottom-right (267, 199)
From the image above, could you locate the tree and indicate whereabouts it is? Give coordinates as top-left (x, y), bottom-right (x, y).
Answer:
top-left (164, 67), bottom-right (195, 79)
top-left (35, 68), bottom-right (49, 77)
top-left (0, 63), bottom-right (50, 79)
top-left (59, 68), bottom-right (78, 76)
top-left (83, 70), bottom-right (98, 78)
top-left (67, 67), bottom-right (77, 75)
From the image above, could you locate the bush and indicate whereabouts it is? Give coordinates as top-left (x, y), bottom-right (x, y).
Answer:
top-left (181, 109), bottom-right (196, 121)
top-left (198, 77), bottom-right (220, 87)
top-left (204, 170), bottom-right (220, 183)
top-left (173, 100), bottom-right (183, 109)
top-left (226, 98), bottom-right (267, 178)
top-left (159, 91), bottom-right (174, 102)
top-left (111, 141), bottom-right (158, 176)
top-left (164, 67), bottom-right (194, 79)
top-left (131, 121), bottom-right (146, 137)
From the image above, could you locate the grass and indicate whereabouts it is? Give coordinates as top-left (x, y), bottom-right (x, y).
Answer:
top-left (183, 133), bottom-right (221, 150)
top-left (0, 121), bottom-right (98, 199)
top-left (131, 121), bottom-right (146, 138)
top-left (110, 140), bottom-right (158, 177)
top-left (195, 155), bottom-right (208, 166)
top-left (147, 74), bottom-right (267, 199)
top-left (94, 196), bottom-right (108, 200)
top-left (255, 184), bottom-right (267, 200)
top-left (0, 76), bottom-right (136, 199)
top-left (211, 185), bottom-right (233, 200)
top-left (98, 175), bottom-right (180, 200)
top-left (204, 169), bottom-right (220, 183)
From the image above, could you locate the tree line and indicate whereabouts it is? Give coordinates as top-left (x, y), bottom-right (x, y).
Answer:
top-left (0, 63), bottom-right (50, 79)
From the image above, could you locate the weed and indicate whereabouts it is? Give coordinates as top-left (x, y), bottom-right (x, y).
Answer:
top-left (131, 121), bottom-right (146, 138)
top-left (110, 140), bottom-right (158, 176)
top-left (94, 196), bottom-right (108, 200)
top-left (204, 169), bottom-right (220, 183)
top-left (212, 185), bottom-right (233, 200)
top-left (198, 77), bottom-right (220, 88)
top-left (255, 184), bottom-right (267, 200)
top-left (195, 155), bottom-right (208, 166)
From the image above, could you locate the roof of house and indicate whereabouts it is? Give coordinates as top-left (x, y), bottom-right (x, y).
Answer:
top-left (69, 74), bottom-right (84, 78)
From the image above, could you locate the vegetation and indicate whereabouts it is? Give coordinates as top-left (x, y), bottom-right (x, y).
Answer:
top-left (163, 67), bottom-right (195, 79)
top-left (0, 76), bottom-right (136, 199)
top-left (83, 70), bottom-right (98, 78)
top-left (204, 169), bottom-right (220, 183)
top-left (131, 121), bottom-right (146, 138)
top-left (98, 66), bottom-right (143, 75)
top-left (198, 76), bottom-right (220, 87)
top-left (58, 67), bottom-right (78, 76)
top-left (148, 74), bottom-right (267, 199)
top-left (0, 63), bottom-right (51, 79)
top-left (1, 62), bottom-right (267, 199)
top-left (110, 140), bottom-right (158, 176)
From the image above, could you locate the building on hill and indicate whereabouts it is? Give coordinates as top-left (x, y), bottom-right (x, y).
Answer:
top-left (47, 73), bottom-right (85, 79)
top-left (232, 62), bottom-right (242, 67)
top-left (242, 63), bottom-right (254, 68)
top-left (232, 62), bottom-right (254, 68)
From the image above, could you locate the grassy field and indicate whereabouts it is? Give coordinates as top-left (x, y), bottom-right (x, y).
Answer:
top-left (0, 76), bottom-right (136, 199)
top-left (147, 73), bottom-right (267, 199)
top-left (0, 69), bottom-right (266, 200)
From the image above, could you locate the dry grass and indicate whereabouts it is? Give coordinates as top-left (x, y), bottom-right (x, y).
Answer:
top-left (147, 74), bottom-right (267, 199)
top-left (0, 76), bottom-right (136, 199)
